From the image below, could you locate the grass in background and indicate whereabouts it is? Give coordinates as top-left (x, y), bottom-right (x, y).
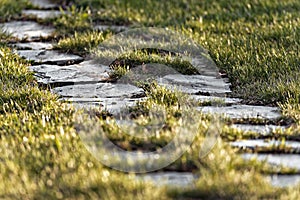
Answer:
top-left (55, 0), bottom-right (300, 106)
top-left (0, 0), bottom-right (31, 22)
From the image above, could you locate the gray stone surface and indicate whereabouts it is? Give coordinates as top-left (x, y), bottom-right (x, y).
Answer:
top-left (63, 97), bottom-right (144, 114)
top-left (137, 172), bottom-right (197, 187)
top-left (94, 25), bottom-right (129, 33)
top-left (191, 95), bottom-right (242, 105)
top-left (191, 56), bottom-right (220, 76)
top-left (30, 60), bottom-right (110, 84)
top-left (29, 0), bottom-right (58, 9)
top-left (242, 153), bottom-right (300, 171)
top-left (11, 42), bottom-right (53, 50)
top-left (268, 175), bottom-right (300, 187)
top-left (230, 124), bottom-right (286, 135)
top-left (52, 83), bottom-right (144, 99)
top-left (198, 105), bottom-right (281, 120)
top-left (17, 50), bottom-right (84, 65)
top-left (22, 10), bottom-right (61, 20)
top-left (1, 21), bottom-right (55, 41)
top-left (231, 139), bottom-right (300, 150)
top-left (159, 74), bottom-right (231, 95)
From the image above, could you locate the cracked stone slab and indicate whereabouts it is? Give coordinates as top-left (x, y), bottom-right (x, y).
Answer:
top-left (242, 153), bottom-right (300, 171)
top-left (62, 97), bottom-right (144, 114)
top-left (230, 124), bottom-right (286, 135)
top-left (22, 10), bottom-right (62, 20)
top-left (231, 139), bottom-right (300, 150)
top-left (191, 95), bottom-right (242, 105)
top-left (1, 21), bottom-right (55, 41)
top-left (136, 172), bottom-right (197, 188)
top-left (11, 42), bottom-right (53, 50)
top-left (30, 60), bottom-right (111, 84)
top-left (29, 0), bottom-right (58, 9)
top-left (159, 74), bottom-right (231, 95)
top-left (52, 83), bottom-right (144, 99)
top-left (198, 105), bottom-right (281, 120)
top-left (17, 50), bottom-right (84, 65)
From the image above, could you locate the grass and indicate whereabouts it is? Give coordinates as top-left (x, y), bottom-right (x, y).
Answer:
top-left (1, 0), bottom-right (300, 199)
top-left (0, 42), bottom-right (297, 198)
top-left (0, 0), bottom-right (31, 22)
top-left (55, 31), bottom-right (109, 55)
top-left (54, 5), bottom-right (93, 35)
top-left (54, 0), bottom-right (300, 105)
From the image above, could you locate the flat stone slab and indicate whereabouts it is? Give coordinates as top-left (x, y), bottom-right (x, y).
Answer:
top-left (242, 153), bottom-right (300, 171)
top-left (137, 172), bottom-right (197, 188)
top-left (230, 124), bottom-right (286, 135)
top-left (231, 139), bottom-right (300, 150)
top-left (268, 174), bottom-right (300, 187)
top-left (29, 0), bottom-right (58, 9)
top-left (138, 172), bottom-right (300, 188)
top-left (52, 83), bottom-right (144, 99)
top-left (63, 97), bottom-right (144, 114)
top-left (191, 95), bottom-right (242, 105)
top-left (198, 105), bottom-right (281, 120)
top-left (11, 42), bottom-right (53, 50)
top-left (22, 10), bottom-right (61, 20)
top-left (17, 50), bottom-right (84, 65)
top-left (1, 21), bottom-right (55, 41)
top-left (191, 56), bottom-right (221, 76)
top-left (94, 25), bottom-right (129, 33)
top-left (159, 74), bottom-right (231, 95)
top-left (30, 60), bottom-right (110, 84)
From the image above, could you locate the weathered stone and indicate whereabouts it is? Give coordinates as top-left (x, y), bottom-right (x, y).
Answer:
top-left (30, 60), bottom-right (110, 85)
top-left (11, 42), bottom-right (53, 50)
top-left (1, 21), bottom-right (55, 41)
top-left (94, 25), bottom-right (128, 33)
top-left (268, 174), bottom-right (300, 187)
top-left (191, 95), bottom-right (242, 105)
top-left (52, 83), bottom-right (144, 99)
top-left (231, 139), bottom-right (300, 150)
top-left (198, 105), bottom-right (281, 120)
top-left (63, 97), bottom-right (144, 114)
top-left (242, 153), bottom-right (300, 171)
top-left (230, 124), bottom-right (286, 135)
top-left (17, 50), bottom-right (84, 65)
top-left (29, 0), bottom-right (58, 9)
top-left (22, 10), bottom-right (61, 20)
top-left (191, 56), bottom-right (220, 76)
top-left (137, 172), bottom-right (197, 187)
top-left (159, 74), bottom-right (231, 95)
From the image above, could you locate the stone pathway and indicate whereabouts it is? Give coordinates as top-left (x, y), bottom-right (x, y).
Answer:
top-left (1, 0), bottom-right (300, 188)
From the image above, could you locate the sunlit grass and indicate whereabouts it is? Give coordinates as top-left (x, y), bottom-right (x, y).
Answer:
top-left (55, 31), bottom-right (110, 55)
top-left (0, 0), bottom-right (31, 22)
top-left (1, 0), bottom-right (300, 198)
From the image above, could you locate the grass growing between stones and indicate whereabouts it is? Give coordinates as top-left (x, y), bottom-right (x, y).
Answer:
top-left (1, 42), bottom-right (298, 198)
top-left (0, 45), bottom-right (170, 199)
top-left (55, 0), bottom-right (300, 105)
top-left (2, 0), bottom-right (300, 199)
top-left (55, 31), bottom-right (109, 55)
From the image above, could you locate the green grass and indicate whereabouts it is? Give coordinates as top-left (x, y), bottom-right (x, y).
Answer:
top-left (54, 0), bottom-right (300, 105)
top-left (54, 5), bottom-right (93, 35)
top-left (0, 0), bottom-right (31, 22)
top-left (55, 31), bottom-right (109, 55)
top-left (1, 0), bottom-right (300, 199)
top-left (0, 43), bottom-right (296, 199)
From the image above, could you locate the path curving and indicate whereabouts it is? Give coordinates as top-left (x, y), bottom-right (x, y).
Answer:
top-left (1, 0), bottom-right (300, 188)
